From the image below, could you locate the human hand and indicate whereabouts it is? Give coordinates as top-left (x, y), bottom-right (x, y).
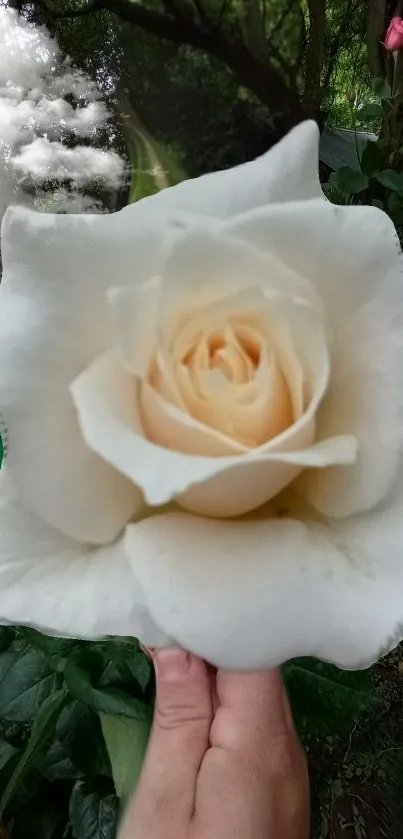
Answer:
top-left (119, 648), bottom-right (309, 839)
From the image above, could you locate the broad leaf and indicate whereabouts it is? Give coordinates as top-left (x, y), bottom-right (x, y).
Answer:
top-left (64, 648), bottom-right (151, 721)
top-left (41, 738), bottom-right (78, 782)
top-left (283, 658), bottom-right (377, 739)
top-left (372, 77), bottom-right (392, 100)
top-left (17, 628), bottom-right (80, 661)
top-left (55, 701), bottom-right (111, 777)
top-left (0, 739), bottom-right (20, 796)
top-left (0, 641), bottom-right (60, 722)
top-left (356, 102), bottom-right (383, 122)
top-left (69, 778), bottom-right (118, 839)
top-left (0, 740), bottom-right (19, 773)
top-left (0, 688), bottom-right (70, 816)
top-left (375, 170), bottom-right (403, 191)
top-left (0, 629), bottom-right (15, 654)
top-left (329, 167), bottom-right (369, 194)
top-left (102, 640), bottom-right (153, 695)
top-left (360, 141), bottom-right (381, 176)
top-left (100, 713), bottom-right (152, 807)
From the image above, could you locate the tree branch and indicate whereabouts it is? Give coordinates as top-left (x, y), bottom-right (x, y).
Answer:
top-left (269, 0), bottom-right (298, 40)
top-left (36, 0), bottom-right (305, 128)
top-left (302, 0), bottom-right (326, 116)
top-left (366, 0), bottom-right (387, 78)
top-left (243, 0), bottom-right (267, 61)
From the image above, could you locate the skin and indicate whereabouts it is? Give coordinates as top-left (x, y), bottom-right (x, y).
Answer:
top-left (119, 647), bottom-right (310, 839)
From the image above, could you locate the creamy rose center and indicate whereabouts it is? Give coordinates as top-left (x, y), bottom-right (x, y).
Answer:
top-left (140, 313), bottom-right (295, 453)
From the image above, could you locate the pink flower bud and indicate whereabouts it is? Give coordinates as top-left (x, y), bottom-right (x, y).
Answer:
top-left (385, 16), bottom-right (403, 51)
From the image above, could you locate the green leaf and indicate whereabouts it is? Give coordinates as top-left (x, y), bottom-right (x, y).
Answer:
top-left (41, 738), bottom-right (78, 782)
top-left (55, 701), bottom-right (111, 777)
top-left (0, 641), bottom-right (60, 722)
top-left (329, 167), bottom-right (369, 194)
top-left (356, 102), bottom-right (383, 122)
top-left (388, 191), bottom-right (403, 210)
top-left (360, 141), bottom-right (382, 176)
top-left (0, 629), bottom-right (15, 654)
top-left (103, 640), bottom-right (153, 694)
top-left (0, 688), bottom-right (70, 816)
top-left (372, 77), bottom-right (392, 100)
top-left (0, 740), bottom-right (19, 773)
top-left (0, 738), bottom-right (20, 799)
top-left (372, 198), bottom-right (385, 210)
top-left (64, 648), bottom-right (151, 721)
top-left (17, 628), bottom-right (80, 660)
top-left (376, 169), bottom-right (403, 191)
top-left (69, 778), bottom-right (118, 839)
top-left (283, 658), bottom-right (377, 739)
top-left (100, 713), bottom-right (152, 807)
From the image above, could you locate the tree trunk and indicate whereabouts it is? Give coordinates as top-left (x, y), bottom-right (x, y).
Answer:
top-left (302, 0), bottom-right (326, 118)
top-left (243, 0), bottom-right (268, 62)
top-left (366, 0), bottom-right (387, 78)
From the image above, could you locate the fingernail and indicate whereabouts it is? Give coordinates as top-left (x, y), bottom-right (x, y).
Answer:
top-left (154, 647), bottom-right (191, 681)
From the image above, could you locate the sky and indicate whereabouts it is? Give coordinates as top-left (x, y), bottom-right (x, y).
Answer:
top-left (0, 3), bottom-right (125, 217)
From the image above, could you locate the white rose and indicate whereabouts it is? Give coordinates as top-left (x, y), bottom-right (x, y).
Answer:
top-left (1, 121), bottom-right (403, 669)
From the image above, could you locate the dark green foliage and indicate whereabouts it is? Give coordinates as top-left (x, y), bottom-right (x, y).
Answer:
top-left (329, 166), bottom-right (370, 194)
top-left (283, 658), bottom-right (377, 738)
top-left (64, 647), bottom-right (151, 721)
top-left (0, 627), bottom-right (402, 839)
top-left (0, 630), bottom-right (154, 838)
top-left (356, 102), bottom-right (384, 122)
top-left (69, 779), bottom-right (118, 839)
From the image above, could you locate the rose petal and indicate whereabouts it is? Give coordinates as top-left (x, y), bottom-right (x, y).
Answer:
top-left (146, 120), bottom-right (322, 217)
top-left (126, 469), bottom-right (403, 669)
top-left (1, 203), bottom-right (166, 308)
top-left (71, 351), bottom-right (355, 518)
top-left (0, 470), bottom-right (169, 646)
top-left (226, 201), bottom-right (403, 516)
top-left (140, 382), bottom-right (248, 456)
top-left (0, 202), bottom-right (172, 541)
top-left (107, 277), bottom-right (162, 377)
top-left (160, 226), bottom-right (320, 340)
top-left (0, 293), bottom-right (140, 544)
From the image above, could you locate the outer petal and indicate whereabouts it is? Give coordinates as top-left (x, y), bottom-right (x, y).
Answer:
top-left (0, 470), bottom-right (168, 646)
top-left (0, 203), bottom-right (166, 541)
top-left (126, 469), bottom-right (403, 670)
top-left (147, 121), bottom-right (323, 217)
top-left (225, 201), bottom-right (403, 517)
top-left (159, 226), bottom-right (321, 337)
top-left (107, 278), bottom-right (162, 378)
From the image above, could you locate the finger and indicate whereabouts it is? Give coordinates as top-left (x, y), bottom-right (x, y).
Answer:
top-left (195, 669), bottom-right (309, 839)
top-left (122, 647), bottom-right (213, 837)
top-left (212, 667), bottom-right (292, 750)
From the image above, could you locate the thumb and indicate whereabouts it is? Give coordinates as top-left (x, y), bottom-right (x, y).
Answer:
top-left (123, 648), bottom-right (213, 836)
